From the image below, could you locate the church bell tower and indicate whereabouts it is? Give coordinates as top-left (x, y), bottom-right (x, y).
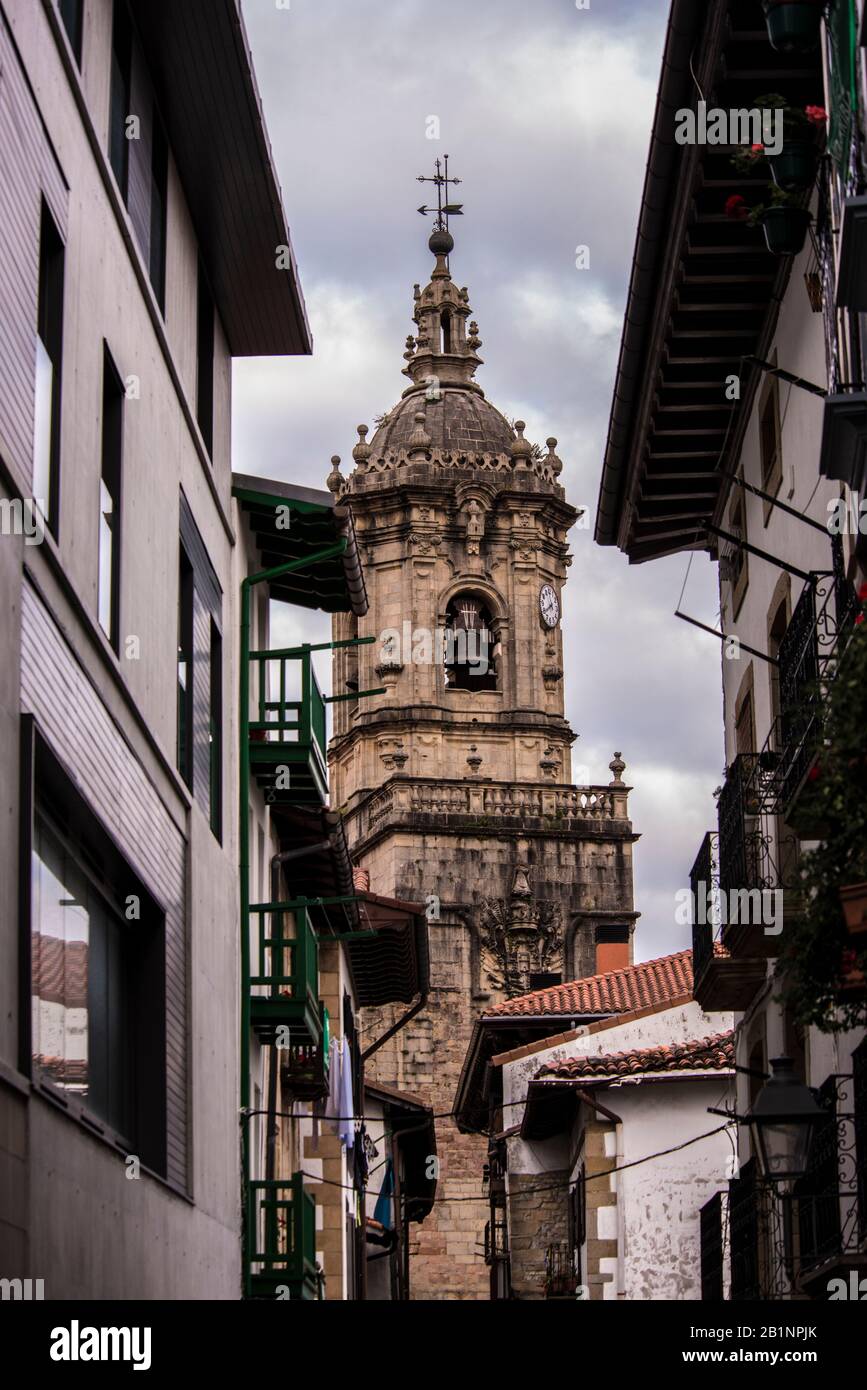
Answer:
top-left (327, 165), bottom-right (638, 1299)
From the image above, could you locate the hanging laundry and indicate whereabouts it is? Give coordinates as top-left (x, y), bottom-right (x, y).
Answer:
top-left (339, 1036), bottom-right (355, 1151)
top-left (373, 1156), bottom-right (394, 1230)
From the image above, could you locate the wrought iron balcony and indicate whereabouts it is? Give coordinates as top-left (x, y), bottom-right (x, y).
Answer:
top-left (690, 832), bottom-right (766, 1010)
top-left (545, 1242), bottom-right (579, 1299)
top-left (760, 567), bottom-right (858, 835)
top-left (794, 1068), bottom-right (867, 1295)
top-left (247, 645), bottom-right (329, 807)
top-left (716, 754), bottom-right (801, 960)
top-left (699, 1191), bottom-right (725, 1301)
top-left (249, 903), bottom-right (322, 1044)
top-left (248, 1173), bottom-right (321, 1300)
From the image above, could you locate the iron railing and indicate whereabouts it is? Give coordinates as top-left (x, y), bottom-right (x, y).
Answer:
top-left (545, 1242), bottom-right (579, 1298)
top-left (249, 645), bottom-right (328, 773)
top-left (700, 1191), bottom-right (724, 1301)
top-left (761, 566), bottom-right (858, 816)
top-left (690, 831), bottom-right (720, 984)
top-left (248, 1172), bottom-right (321, 1299)
top-left (248, 903), bottom-right (322, 1044)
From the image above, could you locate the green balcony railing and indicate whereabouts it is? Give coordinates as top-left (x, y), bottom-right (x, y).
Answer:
top-left (249, 903), bottom-right (322, 1044)
top-left (248, 1173), bottom-right (321, 1300)
top-left (247, 645), bottom-right (329, 806)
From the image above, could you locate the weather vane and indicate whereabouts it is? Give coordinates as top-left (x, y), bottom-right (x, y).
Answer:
top-left (417, 155), bottom-right (463, 234)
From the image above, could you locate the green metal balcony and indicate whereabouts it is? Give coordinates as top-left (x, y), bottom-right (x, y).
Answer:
top-left (249, 904), bottom-right (322, 1044)
top-left (248, 1173), bottom-right (321, 1300)
top-left (247, 645), bottom-right (328, 808)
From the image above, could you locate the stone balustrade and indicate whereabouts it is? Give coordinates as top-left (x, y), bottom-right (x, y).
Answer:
top-left (356, 776), bottom-right (629, 842)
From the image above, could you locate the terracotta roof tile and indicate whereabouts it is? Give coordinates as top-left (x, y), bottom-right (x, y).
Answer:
top-left (536, 1031), bottom-right (734, 1081)
top-left (484, 949), bottom-right (694, 1019)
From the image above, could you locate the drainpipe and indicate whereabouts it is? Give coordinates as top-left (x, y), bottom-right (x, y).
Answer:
top-left (239, 540), bottom-right (347, 1299)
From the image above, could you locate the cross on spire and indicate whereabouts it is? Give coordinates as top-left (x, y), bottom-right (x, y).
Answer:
top-left (417, 155), bottom-right (463, 234)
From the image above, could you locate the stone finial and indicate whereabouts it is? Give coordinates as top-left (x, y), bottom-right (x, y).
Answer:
top-left (327, 455), bottom-right (342, 493)
top-left (609, 751), bottom-right (626, 785)
top-left (352, 424), bottom-right (371, 468)
top-left (408, 410), bottom-right (432, 457)
top-left (546, 437), bottom-right (563, 477)
top-left (467, 320), bottom-right (482, 351)
top-left (511, 420), bottom-right (532, 468)
top-left (466, 744), bottom-right (482, 775)
top-left (403, 335), bottom-right (416, 363)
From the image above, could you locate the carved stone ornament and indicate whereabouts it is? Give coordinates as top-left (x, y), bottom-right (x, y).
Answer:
top-left (478, 867), bottom-right (563, 996)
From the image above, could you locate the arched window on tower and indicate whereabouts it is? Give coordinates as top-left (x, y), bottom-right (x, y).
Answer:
top-left (444, 594), bottom-right (498, 692)
top-left (440, 310), bottom-right (451, 354)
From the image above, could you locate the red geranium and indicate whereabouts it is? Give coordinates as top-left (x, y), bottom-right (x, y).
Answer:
top-left (725, 194), bottom-right (748, 220)
top-left (805, 105), bottom-right (828, 126)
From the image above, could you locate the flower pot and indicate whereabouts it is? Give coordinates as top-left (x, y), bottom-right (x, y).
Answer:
top-left (760, 205), bottom-right (811, 256)
top-left (840, 882), bottom-right (867, 936)
top-left (761, 1), bottom-right (824, 55)
top-left (768, 141), bottom-right (818, 192)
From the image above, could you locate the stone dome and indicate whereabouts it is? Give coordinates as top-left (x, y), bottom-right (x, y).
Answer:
top-left (371, 387), bottom-right (515, 456)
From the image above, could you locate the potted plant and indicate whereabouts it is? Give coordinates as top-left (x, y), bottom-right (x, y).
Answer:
top-left (761, 1), bottom-right (826, 55)
top-left (778, 584), bottom-right (867, 1030)
top-left (754, 94), bottom-right (826, 190)
top-left (725, 186), bottom-right (812, 256)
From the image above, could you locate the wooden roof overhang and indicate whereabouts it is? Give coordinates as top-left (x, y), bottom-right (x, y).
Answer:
top-left (596, 0), bottom-right (825, 564)
top-left (233, 475), bottom-right (368, 615)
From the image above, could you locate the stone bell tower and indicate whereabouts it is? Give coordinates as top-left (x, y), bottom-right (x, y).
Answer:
top-left (327, 194), bottom-right (638, 1299)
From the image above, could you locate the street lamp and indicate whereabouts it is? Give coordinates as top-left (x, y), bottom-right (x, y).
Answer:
top-left (744, 1057), bottom-right (825, 1184)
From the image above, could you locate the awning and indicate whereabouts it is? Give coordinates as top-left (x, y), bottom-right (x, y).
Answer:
top-left (348, 893), bottom-right (430, 1008)
top-left (130, 0), bottom-right (311, 357)
top-left (233, 475), bottom-right (368, 615)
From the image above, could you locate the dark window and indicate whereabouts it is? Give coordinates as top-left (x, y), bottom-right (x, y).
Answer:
top-left (440, 309), bottom-right (451, 353)
top-left (28, 741), bottom-right (166, 1172)
top-left (196, 259), bottom-right (215, 456)
top-left (98, 346), bottom-right (123, 649)
top-left (149, 118), bottom-right (168, 311)
top-left (444, 594), bottom-right (497, 692)
top-left (177, 546), bottom-right (194, 787)
top-left (34, 201), bottom-right (65, 535)
top-left (735, 685), bottom-right (755, 759)
top-left (759, 375), bottom-right (782, 501)
top-left (59, 0), bottom-right (84, 64)
top-left (108, 0), bottom-right (132, 198)
top-left (209, 621), bottom-right (222, 840)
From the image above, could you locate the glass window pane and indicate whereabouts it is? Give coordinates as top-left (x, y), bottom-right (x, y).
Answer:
top-left (33, 337), bottom-right (54, 518)
top-left (98, 478), bottom-right (114, 637)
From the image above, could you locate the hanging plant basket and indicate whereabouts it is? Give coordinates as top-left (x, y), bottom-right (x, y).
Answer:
top-left (840, 882), bottom-right (867, 937)
top-left (768, 141), bottom-right (819, 191)
top-left (761, 1), bottom-right (825, 55)
top-left (760, 205), bottom-right (811, 255)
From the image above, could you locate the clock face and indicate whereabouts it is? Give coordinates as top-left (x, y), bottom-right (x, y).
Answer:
top-left (539, 584), bottom-right (560, 628)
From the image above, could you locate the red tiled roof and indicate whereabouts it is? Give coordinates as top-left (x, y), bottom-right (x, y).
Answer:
top-left (484, 949), bottom-right (694, 1019)
top-left (536, 1031), bottom-right (734, 1081)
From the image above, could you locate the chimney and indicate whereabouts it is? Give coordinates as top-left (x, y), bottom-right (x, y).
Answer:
top-left (595, 924), bottom-right (630, 975)
top-left (353, 866), bottom-right (370, 892)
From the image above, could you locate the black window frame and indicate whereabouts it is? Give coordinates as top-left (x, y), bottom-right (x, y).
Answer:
top-left (21, 722), bottom-right (167, 1175)
top-left (98, 343), bottom-right (124, 651)
top-left (149, 115), bottom-right (169, 311)
top-left (209, 619), bottom-right (223, 841)
top-left (177, 544), bottom-right (195, 789)
top-left (109, 0), bottom-right (133, 200)
top-left (35, 199), bottom-right (66, 537)
top-left (58, 0), bottom-right (84, 65)
top-left (196, 258), bottom-right (215, 457)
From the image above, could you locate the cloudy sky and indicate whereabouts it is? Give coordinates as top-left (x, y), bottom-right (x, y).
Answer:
top-left (234, 0), bottom-right (725, 962)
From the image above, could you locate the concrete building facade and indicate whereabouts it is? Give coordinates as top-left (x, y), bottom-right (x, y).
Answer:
top-left (0, 0), bottom-right (309, 1297)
